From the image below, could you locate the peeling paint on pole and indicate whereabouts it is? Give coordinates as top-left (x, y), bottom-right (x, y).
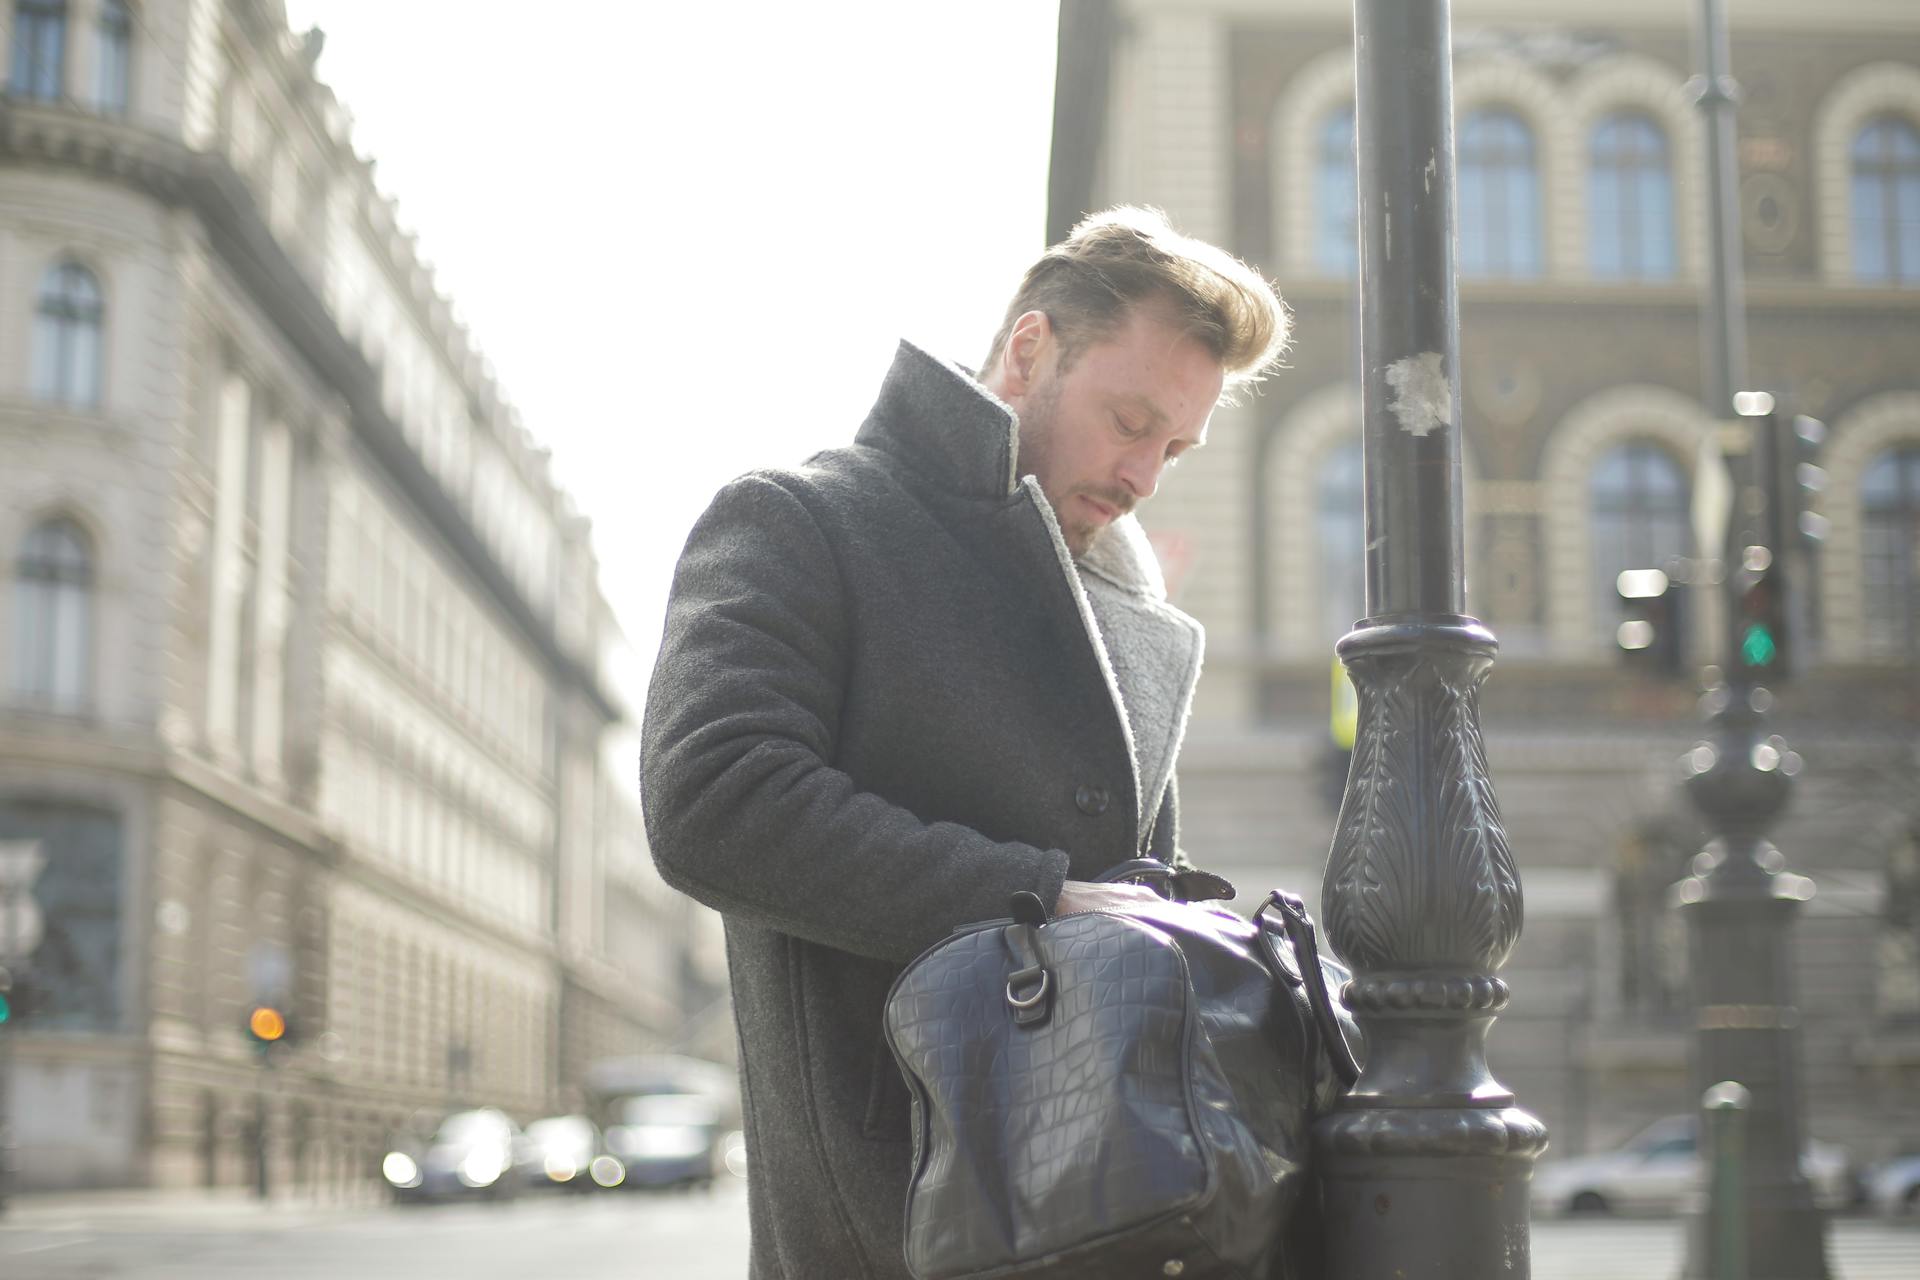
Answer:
top-left (1385, 352), bottom-right (1451, 436)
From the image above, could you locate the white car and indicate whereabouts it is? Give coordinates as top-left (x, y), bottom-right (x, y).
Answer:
top-left (1866, 1153), bottom-right (1920, 1217)
top-left (1532, 1115), bottom-right (1855, 1216)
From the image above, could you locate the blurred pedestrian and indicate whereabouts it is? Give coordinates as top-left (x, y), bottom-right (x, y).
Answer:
top-left (641, 207), bottom-right (1289, 1278)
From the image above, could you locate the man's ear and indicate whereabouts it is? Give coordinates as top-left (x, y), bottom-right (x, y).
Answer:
top-left (1000, 310), bottom-right (1052, 397)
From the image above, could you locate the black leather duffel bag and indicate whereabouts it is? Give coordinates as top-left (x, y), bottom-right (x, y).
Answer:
top-left (883, 864), bottom-right (1360, 1280)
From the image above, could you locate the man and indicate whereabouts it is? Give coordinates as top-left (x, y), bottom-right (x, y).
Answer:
top-left (642, 207), bottom-right (1289, 1278)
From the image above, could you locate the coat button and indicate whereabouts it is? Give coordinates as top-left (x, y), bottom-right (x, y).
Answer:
top-left (1074, 784), bottom-right (1110, 816)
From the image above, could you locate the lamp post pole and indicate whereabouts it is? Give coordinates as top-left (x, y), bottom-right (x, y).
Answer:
top-left (1319, 3), bottom-right (1545, 1274)
top-left (1693, 0), bottom-right (1747, 419)
top-left (1675, 1), bottom-right (1833, 1274)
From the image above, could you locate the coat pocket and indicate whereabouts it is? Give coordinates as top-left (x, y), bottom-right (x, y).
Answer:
top-left (862, 1033), bottom-right (912, 1142)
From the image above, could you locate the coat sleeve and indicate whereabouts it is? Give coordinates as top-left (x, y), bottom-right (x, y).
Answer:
top-left (640, 472), bottom-right (1073, 964)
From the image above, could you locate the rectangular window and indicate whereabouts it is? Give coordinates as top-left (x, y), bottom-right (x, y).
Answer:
top-left (94, 1), bottom-right (131, 114)
top-left (251, 422), bottom-right (292, 782)
top-left (206, 375), bottom-right (252, 755)
top-left (380, 547), bottom-right (401, 651)
top-left (11, 0), bottom-right (66, 101)
top-left (228, 80), bottom-right (258, 170)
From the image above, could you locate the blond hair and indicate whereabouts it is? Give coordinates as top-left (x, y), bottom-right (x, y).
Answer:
top-left (983, 206), bottom-right (1290, 399)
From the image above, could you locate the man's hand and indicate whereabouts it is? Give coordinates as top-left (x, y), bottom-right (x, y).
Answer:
top-left (1053, 879), bottom-right (1166, 916)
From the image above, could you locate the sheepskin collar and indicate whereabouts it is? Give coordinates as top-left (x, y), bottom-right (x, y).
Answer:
top-left (1078, 510), bottom-right (1171, 601)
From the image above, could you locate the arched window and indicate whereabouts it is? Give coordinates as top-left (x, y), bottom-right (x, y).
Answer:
top-left (1590, 113), bottom-right (1675, 279)
top-left (1316, 440), bottom-right (1365, 642)
top-left (9, 0), bottom-right (66, 101)
top-left (1861, 445), bottom-right (1920, 657)
top-left (93, 0), bottom-right (131, 114)
top-left (1589, 442), bottom-right (1689, 644)
top-left (1316, 106), bottom-right (1358, 276)
top-left (1851, 115), bottom-right (1920, 283)
top-left (12, 516), bottom-right (92, 710)
top-left (1459, 109), bottom-right (1541, 278)
top-left (32, 260), bottom-right (103, 408)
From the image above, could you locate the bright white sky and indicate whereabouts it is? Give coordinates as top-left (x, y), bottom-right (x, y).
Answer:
top-left (281, 1), bottom-right (1060, 686)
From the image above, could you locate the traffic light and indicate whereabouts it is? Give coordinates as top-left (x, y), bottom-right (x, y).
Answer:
top-left (0, 965), bottom-right (11, 1024)
top-left (1616, 567), bottom-right (1686, 676)
top-left (1322, 659), bottom-right (1357, 815)
top-left (1783, 414), bottom-right (1829, 547)
top-left (246, 1004), bottom-right (289, 1059)
top-left (1731, 545), bottom-right (1788, 680)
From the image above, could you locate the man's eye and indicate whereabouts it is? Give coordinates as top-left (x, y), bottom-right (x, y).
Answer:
top-left (1114, 416), bottom-right (1144, 438)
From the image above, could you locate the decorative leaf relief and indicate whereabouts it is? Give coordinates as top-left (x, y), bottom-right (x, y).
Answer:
top-left (1325, 657), bottom-right (1421, 970)
top-left (1325, 651), bottom-right (1523, 973)
top-left (1432, 666), bottom-right (1523, 968)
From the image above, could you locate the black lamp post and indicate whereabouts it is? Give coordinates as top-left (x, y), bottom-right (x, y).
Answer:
top-left (1317, 3), bottom-right (1545, 1274)
top-left (1674, 0), bottom-right (1834, 1272)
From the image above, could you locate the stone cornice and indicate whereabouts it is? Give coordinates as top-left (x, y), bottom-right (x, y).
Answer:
top-left (1278, 276), bottom-right (1920, 310)
top-left (1129, 0), bottom-right (1920, 35)
top-left (0, 98), bottom-right (620, 725)
top-left (0, 93), bottom-right (193, 206)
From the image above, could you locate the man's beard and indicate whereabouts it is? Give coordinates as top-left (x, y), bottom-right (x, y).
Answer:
top-left (1017, 376), bottom-right (1131, 559)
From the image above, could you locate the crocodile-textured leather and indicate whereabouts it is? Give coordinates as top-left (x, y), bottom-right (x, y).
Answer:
top-left (885, 898), bottom-right (1353, 1280)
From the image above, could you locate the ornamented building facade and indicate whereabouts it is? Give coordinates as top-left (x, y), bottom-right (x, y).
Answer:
top-left (1054, 0), bottom-right (1920, 1162)
top-left (0, 0), bottom-right (721, 1191)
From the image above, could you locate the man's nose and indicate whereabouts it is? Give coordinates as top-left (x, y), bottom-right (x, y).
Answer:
top-left (1117, 445), bottom-right (1163, 500)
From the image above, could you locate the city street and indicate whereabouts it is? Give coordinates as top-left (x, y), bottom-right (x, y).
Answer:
top-left (3, 1183), bottom-right (1918, 1280)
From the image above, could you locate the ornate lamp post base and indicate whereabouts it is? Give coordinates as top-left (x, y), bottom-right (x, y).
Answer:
top-left (1675, 685), bottom-right (1832, 1280)
top-left (1320, 619), bottom-right (1548, 1276)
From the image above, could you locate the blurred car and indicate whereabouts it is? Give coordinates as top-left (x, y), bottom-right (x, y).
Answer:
top-left (1866, 1151), bottom-right (1920, 1217)
top-left (0, 1120), bottom-right (15, 1210)
top-left (603, 1092), bottom-right (721, 1190)
top-left (381, 1107), bottom-right (525, 1203)
top-left (1532, 1114), bottom-right (1855, 1216)
top-left (719, 1128), bottom-right (748, 1180)
top-left (520, 1114), bottom-right (626, 1193)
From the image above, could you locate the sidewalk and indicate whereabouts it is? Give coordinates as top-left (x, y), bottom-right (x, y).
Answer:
top-left (3, 1183), bottom-right (384, 1226)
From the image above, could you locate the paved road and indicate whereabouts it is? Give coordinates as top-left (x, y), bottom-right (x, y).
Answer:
top-left (0, 1183), bottom-right (754, 1280)
top-left (1529, 1216), bottom-right (1920, 1279)
top-left (3, 1184), bottom-right (1917, 1279)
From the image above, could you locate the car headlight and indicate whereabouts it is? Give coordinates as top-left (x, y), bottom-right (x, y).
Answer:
top-left (457, 1151), bottom-right (503, 1187)
top-left (382, 1152), bottom-right (421, 1188)
top-left (589, 1155), bottom-right (625, 1188)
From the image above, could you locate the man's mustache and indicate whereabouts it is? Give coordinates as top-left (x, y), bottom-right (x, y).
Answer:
top-left (1079, 489), bottom-right (1135, 516)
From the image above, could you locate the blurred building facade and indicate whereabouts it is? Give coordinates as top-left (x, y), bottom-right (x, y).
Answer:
top-left (1055, 0), bottom-right (1920, 1163)
top-left (0, 0), bottom-right (723, 1191)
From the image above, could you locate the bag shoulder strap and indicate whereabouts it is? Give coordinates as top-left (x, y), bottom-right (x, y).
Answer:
top-left (1257, 891), bottom-right (1362, 1090)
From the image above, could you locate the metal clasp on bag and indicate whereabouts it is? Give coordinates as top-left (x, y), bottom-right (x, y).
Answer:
top-left (1002, 894), bottom-right (1054, 1028)
top-left (1006, 966), bottom-right (1050, 1027)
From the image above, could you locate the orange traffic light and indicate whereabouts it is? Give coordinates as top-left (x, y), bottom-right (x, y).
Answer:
top-left (248, 1005), bottom-right (287, 1042)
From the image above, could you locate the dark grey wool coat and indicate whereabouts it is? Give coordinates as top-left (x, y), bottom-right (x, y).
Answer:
top-left (641, 339), bottom-right (1205, 1280)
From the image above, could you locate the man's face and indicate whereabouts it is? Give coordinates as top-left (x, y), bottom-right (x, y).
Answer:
top-left (1001, 306), bottom-right (1225, 558)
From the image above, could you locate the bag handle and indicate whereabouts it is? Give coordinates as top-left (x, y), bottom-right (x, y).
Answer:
top-left (1094, 858), bottom-right (1236, 904)
top-left (1257, 892), bottom-right (1362, 1090)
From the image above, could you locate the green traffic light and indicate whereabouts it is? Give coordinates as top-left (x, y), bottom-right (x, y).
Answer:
top-left (0, 992), bottom-right (10, 1024)
top-left (1741, 623), bottom-right (1778, 668)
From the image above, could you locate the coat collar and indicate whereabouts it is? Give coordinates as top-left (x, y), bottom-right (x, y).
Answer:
top-left (854, 338), bottom-right (1171, 600)
top-left (1078, 511), bottom-right (1170, 602)
top-left (858, 337), bottom-right (1201, 846)
top-left (855, 339), bottom-right (1019, 501)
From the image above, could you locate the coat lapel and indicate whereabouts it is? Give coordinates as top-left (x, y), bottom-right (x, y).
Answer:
top-left (1077, 517), bottom-right (1204, 836)
top-left (858, 339), bottom-right (1205, 855)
